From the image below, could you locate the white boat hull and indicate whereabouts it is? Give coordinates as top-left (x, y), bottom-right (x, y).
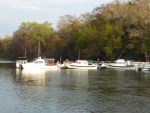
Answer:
top-left (66, 64), bottom-right (98, 69)
top-left (21, 63), bottom-right (58, 69)
top-left (20, 57), bottom-right (59, 70)
top-left (67, 66), bottom-right (98, 69)
top-left (105, 65), bottom-right (135, 69)
top-left (57, 64), bottom-right (68, 69)
top-left (103, 59), bottom-right (135, 69)
top-left (64, 60), bottom-right (98, 69)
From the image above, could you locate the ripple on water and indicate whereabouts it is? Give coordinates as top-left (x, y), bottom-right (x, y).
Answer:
top-left (0, 66), bottom-right (150, 113)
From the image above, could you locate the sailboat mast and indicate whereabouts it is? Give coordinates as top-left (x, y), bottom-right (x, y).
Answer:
top-left (24, 48), bottom-right (26, 58)
top-left (78, 49), bottom-right (80, 60)
top-left (118, 52), bottom-right (123, 59)
top-left (38, 41), bottom-right (40, 57)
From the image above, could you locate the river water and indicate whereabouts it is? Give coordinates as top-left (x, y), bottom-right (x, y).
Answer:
top-left (0, 63), bottom-right (150, 113)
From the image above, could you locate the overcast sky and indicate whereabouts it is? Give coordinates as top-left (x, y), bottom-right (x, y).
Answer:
top-left (0, 0), bottom-right (113, 37)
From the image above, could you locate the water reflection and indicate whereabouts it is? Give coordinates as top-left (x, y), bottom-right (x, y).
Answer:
top-left (15, 69), bottom-right (50, 86)
top-left (14, 68), bottom-right (150, 99)
top-left (58, 69), bottom-right (89, 91)
top-left (1, 65), bottom-right (150, 113)
top-left (14, 69), bottom-right (61, 113)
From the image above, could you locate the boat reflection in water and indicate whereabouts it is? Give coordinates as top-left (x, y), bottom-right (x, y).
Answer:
top-left (16, 68), bottom-right (61, 87)
top-left (16, 69), bottom-right (46, 86)
top-left (11, 68), bottom-right (150, 113)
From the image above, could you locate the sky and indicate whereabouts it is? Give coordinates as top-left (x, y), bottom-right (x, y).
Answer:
top-left (0, 0), bottom-right (114, 37)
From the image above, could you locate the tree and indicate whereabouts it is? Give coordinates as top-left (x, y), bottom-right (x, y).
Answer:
top-left (57, 15), bottom-right (82, 60)
top-left (12, 21), bottom-right (54, 58)
top-left (0, 36), bottom-right (13, 58)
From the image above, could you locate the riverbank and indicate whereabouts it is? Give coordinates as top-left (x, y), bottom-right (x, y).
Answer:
top-left (0, 58), bottom-right (15, 63)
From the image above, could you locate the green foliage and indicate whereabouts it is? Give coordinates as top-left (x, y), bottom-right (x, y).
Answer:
top-left (73, 28), bottom-right (89, 49)
top-left (12, 21), bottom-right (54, 58)
top-left (0, 36), bottom-right (13, 58)
top-left (141, 37), bottom-right (150, 61)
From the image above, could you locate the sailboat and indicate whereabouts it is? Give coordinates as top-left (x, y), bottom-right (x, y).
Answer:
top-left (21, 41), bottom-right (58, 69)
top-left (64, 49), bottom-right (99, 69)
top-left (104, 52), bottom-right (135, 69)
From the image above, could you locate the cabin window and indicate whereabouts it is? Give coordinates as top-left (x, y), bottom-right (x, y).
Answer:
top-left (39, 61), bottom-right (43, 64)
top-left (49, 60), bottom-right (54, 64)
top-left (44, 59), bottom-right (54, 64)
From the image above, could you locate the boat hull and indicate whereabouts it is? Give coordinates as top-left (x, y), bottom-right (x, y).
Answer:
top-left (104, 64), bottom-right (135, 69)
top-left (66, 64), bottom-right (98, 69)
top-left (21, 63), bottom-right (58, 69)
top-left (65, 60), bottom-right (98, 69)
top-left (57, 64), bottom-right (68, 69)
top-left (103, 59), bottom-right (135, 69)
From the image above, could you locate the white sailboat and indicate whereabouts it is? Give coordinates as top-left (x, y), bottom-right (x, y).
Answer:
top-left (65, 60), bottom-right (98, 69)
top-left (103, 52), bottom-right (135, 69)
top-left (105, 59), bottom-right (135, 69)
top-left (21, 41), bottom-right (58, 69)
top-left (64, 49), bottom-right (98, 69)
top-left (21, 57), bottom-right (58, 69)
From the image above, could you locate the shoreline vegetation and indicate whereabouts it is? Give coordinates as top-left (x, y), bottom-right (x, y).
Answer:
top-left (0, 0), bottom-right (150, 62)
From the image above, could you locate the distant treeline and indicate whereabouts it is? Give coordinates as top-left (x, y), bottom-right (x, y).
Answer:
top-left (0, 0), bottom-right (150, 62)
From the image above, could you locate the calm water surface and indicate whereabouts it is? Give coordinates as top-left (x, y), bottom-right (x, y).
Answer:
top-left (0, 63), bottom-right (150, 113)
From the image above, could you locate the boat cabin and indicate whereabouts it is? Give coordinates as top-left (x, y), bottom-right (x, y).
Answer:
top-left (44, 58), bottom-right (55, 66)
top-left (114, 59), bottom-right (126, 64)
top-left (114, 59), bottom-right (134, 66)
top-left (31, 57), bottom-right (55, 66)
top-left (75, 60), bottom-right (87, 64)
